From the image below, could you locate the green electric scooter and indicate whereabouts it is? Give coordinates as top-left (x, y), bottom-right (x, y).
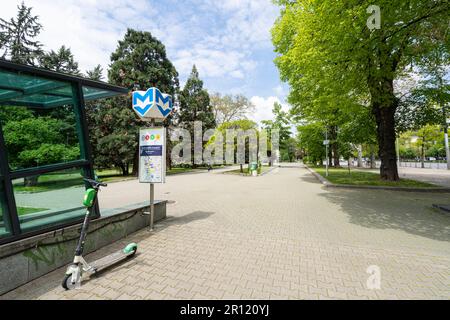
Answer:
top-left (62, 178), bottom-right (138, 290)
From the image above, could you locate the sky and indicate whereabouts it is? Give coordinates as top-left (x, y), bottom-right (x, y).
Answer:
top-left (1, 0), bottom-right (291, 124)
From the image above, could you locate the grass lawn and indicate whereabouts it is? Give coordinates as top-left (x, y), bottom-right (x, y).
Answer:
top-left (13, 165), bottom-right (228, 193)
top-left (313, 167), bottom-right (438, 188)
top-left (224, 166), bottom-right (273, 176)
top-left (167, 165), bottom-right (227, 175)
top-left (13, 171), bottom-right (84, 193)
top-left (17, 207), bottom-right (48, 215)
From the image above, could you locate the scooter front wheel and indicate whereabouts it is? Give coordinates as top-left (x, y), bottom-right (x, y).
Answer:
top-left (62, 273), bottom-right (78, 290)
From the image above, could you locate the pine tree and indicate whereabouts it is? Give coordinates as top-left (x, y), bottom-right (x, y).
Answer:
top-left (39, 45), bottom-right (81, 75)
top-left (0, 1), bottom-right (43, 65)
top-left (85, 65), bottom-right (104, 81)
top-left (177, 65), bottom-right (215, 166)
top-left (90, 29), bottom-right (179, 175)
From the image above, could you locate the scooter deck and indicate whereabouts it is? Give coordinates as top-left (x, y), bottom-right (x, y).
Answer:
top-left (90, 250), bottom-right (134, 272)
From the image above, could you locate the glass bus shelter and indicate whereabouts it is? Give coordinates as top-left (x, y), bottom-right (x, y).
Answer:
top-left (0, 60), bottom-right (129, 245)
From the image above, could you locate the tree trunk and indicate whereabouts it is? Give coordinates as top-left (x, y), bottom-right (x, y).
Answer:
top-left (240, 164), bottom-right (243, 173)
top-left (132, 147), bottom-right (139, 177)
top-left (328, 146), bottom-right (332, 167)
top-left (121, 164), bottom-right (128, 176)
top-left (372, 102), bottom-right (399, 181)
top-left (330, 126), bottom-right (340, 167)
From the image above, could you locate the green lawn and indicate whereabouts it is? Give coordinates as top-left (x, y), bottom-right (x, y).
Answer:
top-left (13, 165), bottom-right (228, 193)
top-left (313, 167), bottom-right (438, 188)
top-left (224, 166), bottom-right (272, 176)
top-left (14, 171), bottom-right (84, 193)
top-left (167, 165), bottom-right (226, 175)
top-left (17, 207), bottom-right (48, 216)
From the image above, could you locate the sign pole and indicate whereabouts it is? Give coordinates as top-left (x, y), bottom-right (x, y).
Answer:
top-left (132, 87), bottom-right (172, 232)
top-left (325, 130), bottom-right (329, 177)
top-left (149, 119), bottom-right (155, 232)
top-left (443, 105), bottom-right (450, 170)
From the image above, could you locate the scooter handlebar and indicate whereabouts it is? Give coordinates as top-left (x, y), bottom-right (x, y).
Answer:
top-left (83, 178), bottom-right (108, 188)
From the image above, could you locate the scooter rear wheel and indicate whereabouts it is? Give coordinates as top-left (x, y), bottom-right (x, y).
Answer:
top-left (62, 274), bottom-right (78, 290)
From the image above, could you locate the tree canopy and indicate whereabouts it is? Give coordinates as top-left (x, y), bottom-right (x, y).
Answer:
top-left (0, 1), bottom-right (43, 65)
top-left (210, 93), bottom-right (255, 125)
top-left (272, 0), bottom-right (449, 180)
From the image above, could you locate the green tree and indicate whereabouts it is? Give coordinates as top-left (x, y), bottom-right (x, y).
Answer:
top-left (3, 117), bottom-right (80, 185)
top-left (0, 1), bottom-right (43, 65)
top-left (90, 29), bottom-right (179, 175)
top-left (178, 65), bottom-right (215, 129)
top-left (87, 100), bottom-right (137, 175)
top-left (262, 102), bottom-right (292, 163)
top-left (297, 122), bottom-right (326, 165)
top-left (272, 0), bottom-right (448, 180)
top-left (39, 45), bottom-right (81, 75)
top-left (210, 93), bottom-right (255, 125)
top-left (211, 119), bottom-right (258, 172)
top-left (414, 125), bottom-right (443, 167)
top-left (281, 137), bottom-right (299, 162)
top-left (85, 65), bottom-right (104, 81)
top-left (177, 65), bottom-right (215, 166)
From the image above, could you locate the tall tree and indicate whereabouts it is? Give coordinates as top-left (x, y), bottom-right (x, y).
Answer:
top-left (178, 65), bottom-right (215, 129)
top-left (39, 45), bottom-right (81, 75)
top-left (210, 93), bottom-right (255, 124)
top-left (177, 65), bottom-right (215, 166)
top-left (91, 29), bottom-right (179, 175)
top-left (85, 64), bottom-right (104, 81)
top-left (0, 1), bottom-right (43, 65)
top-left (262, 102), bottom-right (292, 162)
top-left (272, 0), bottom-right (448, 180)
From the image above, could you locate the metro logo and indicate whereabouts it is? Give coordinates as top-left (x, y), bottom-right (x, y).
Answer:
top-left (132, 87), bottom-right (173, 119)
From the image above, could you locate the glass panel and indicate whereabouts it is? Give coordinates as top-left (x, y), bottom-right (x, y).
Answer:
top-left (0, 69), bottom-right (69, 107)
top-left (12, 167), bottom-right (89, 233)
top-left (83, 86), bottom-right (120, 101)
top-left (0, 180), bottom-right (12, 238)
top-left (0, 96), bottom-right (82, 171)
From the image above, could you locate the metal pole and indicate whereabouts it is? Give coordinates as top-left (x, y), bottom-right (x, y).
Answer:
top-left (325, 130), bottom-right (329, 177)
top-left (396, 137), bottom-right (400, 169)
top-left (443, 105), bottom-right (450, 170)
top-left (149, 183), bottom-right (154, 231)
top-left (149, 118), bottom-right (155, 231)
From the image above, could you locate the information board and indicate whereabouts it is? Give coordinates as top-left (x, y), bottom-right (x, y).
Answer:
top-left (139, 127), bottom-right (166, 184)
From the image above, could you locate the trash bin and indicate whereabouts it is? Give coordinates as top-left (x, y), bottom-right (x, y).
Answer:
top-left (250, 162), bottom-right (258, 176)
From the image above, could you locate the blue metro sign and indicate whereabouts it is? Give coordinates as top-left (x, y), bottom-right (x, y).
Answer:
top-left (132, 87), bottom-right (173, 120)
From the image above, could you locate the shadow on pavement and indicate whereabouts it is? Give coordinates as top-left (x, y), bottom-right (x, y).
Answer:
top-left (164, 211), bottom-right (215, 225)
top-left (318, 189), bottom-right (450, 243)
top-left (299, 175), bottom-right (322, 184)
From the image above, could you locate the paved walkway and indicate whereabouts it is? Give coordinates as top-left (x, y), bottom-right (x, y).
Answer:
top-left (396, 167), bottom-right (450, 188)
top-left (2, 163), bottom-right (449, 300)
top-left (353, 167), bottom-right (450, 188)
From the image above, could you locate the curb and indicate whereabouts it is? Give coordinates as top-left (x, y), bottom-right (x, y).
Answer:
top-left (433, 204), bottom-right (450, 213)
top-left (304, 165), bottom-right (450, 193)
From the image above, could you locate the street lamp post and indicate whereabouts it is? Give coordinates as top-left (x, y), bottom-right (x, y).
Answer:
top-left (443, 104), bottom-right (450, 170)
top-left (325, 130), bottom-right (329, 177)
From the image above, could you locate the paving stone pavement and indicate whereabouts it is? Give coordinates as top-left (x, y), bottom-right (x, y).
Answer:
top-left (1, 163), bottom-right (449, 300)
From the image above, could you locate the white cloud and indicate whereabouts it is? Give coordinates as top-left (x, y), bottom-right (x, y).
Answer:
top-left (249, 96), bottom-right (289, 125)
top-left (1, 0), bottom-right (281, 93)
